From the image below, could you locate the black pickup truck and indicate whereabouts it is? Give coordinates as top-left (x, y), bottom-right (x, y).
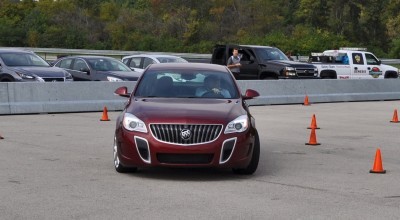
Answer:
top-left (211, 44), bottom-right (318, 80)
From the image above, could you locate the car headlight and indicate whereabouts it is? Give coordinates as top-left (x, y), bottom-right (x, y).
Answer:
top-left (16, 72), bottom-right (35, 79)
top-left (107, 76), bottom-right (123, 82)
top-left (314, 68), bottom-right (318, 76)
top-left (123, 113), bottom-right (147, 133)
top-left (284, 67), bottom-right (296, 76)
top-left (224, 115), bottom-right (249, 134)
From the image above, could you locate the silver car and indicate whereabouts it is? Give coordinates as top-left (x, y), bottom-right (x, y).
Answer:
top-left (122, 54), bottom-right (188, 72)
top-left (0, 49), bottom-right (73, 82)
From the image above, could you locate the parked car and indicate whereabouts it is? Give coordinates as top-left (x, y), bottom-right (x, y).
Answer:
top-left (53, 55), bottom-right (141, 81)
top-left (113, 63), bottom-right (260, 174)
top-left (0, 49), bottom-right (73, 82)
top-left (122, 54), bottom-right (188, 72)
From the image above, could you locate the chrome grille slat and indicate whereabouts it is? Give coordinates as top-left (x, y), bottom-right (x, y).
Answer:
top-left (150, 124), bottom-right (223, 145)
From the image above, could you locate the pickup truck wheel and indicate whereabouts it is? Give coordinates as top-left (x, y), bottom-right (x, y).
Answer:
top-left (384, 71), bottom-right (398, 78)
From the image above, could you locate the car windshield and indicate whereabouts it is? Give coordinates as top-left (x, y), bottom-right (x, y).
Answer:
top-left (135, 69), bottom-right (239, 99)
top-left (255, 48), bottom-right (289, 61)
top-left (155, 56), bottom-right (188, 63)
top-left (87, 58), bottom-right (131, 71)
top-left (0, 52), bottom-right (50, 67)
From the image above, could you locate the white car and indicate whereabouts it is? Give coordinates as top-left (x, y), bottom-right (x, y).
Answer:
top-left (122, 54), bottom-right (188, 72)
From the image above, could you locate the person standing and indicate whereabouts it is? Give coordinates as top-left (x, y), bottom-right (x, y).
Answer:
top-left (227, 48), bottom-right (241, 79)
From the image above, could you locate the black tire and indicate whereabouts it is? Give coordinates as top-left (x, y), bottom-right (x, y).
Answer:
top-left (113, 135), bottom-right (137, 173)
top-left (0, 76), bottom-right (15, 82)
top-left (232, 131), bottom-right (260, 175)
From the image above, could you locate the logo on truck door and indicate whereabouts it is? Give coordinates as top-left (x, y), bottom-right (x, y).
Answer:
top-left (369, 67), bottom-right (382, 78)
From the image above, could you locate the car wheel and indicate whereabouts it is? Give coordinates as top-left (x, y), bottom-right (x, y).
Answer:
top-left (113, 135), bottom-right (137, 173)
top-left (232, 131), bottom-right (260, 175)
top-left (0, 76), bottom-right (15, 82)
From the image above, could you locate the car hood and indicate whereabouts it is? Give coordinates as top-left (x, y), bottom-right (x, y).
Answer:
top-left (262, 60), bottom-right (316, 68)
top-left (99, 71), bottom-right (142, 81)
top-left (128, 98), bottom-right (246, 124)
top-left (10, 66), bottom-right (67, 77)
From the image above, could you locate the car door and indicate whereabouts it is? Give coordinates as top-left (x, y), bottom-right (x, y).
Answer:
top-left (365, 53), bottom-right (383, 79)
top-left (237, 48), bottom-right (259, 79)
top-left (71, 58), bottom-right (91, 81)
top-left (350, 52), bottom-right (368, 79)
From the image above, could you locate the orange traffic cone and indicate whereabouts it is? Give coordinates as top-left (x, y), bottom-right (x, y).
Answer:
top-left (303, 95), bottom-right (310, 106)
top-left (390, 109), bottom-right (399, 123)
top-left (305, 128), bottom-right (320, 145)
top-left (307, 114), bottom-right (320, 129)
top-left (370, 148), bottom-right (386, 174)
top-left (100, 106), bottom-right (110, 121)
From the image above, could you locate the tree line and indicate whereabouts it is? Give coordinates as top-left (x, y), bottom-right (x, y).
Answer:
top-left (1, 0), bottom-right (400, 58)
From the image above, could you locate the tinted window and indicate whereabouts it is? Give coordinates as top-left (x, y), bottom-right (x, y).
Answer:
top-left (365, 53), bottom-right (379, 65)
top-left (87, 58), bottom-right (131, 71)
top-left (0, 52), bottom-right (49, 67)
top-left (352, 53), bottom-right (364, 65)
top-left (129, 57), bottom-right (142, 68)
top-left (58, 59), bottom-right (73, 68)
top-left (155, 57), bottom-right (188, 63)
top-left (255, 48), bottom-right (289, 61)
top-left (135, 69), bottom-right (239, 99)
top-left (143, 57), bottom-right (156, 69)
top-left (72, 59), bottom-right (88, 71)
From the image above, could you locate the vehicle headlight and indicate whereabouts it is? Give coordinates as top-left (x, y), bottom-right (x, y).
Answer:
top-left (16, 72), bottom-right (35, 79)
top-left (107, 76), bottom-right (123, 82)
top-left (123, 113), bottom-right (147, 133)
top-left (224, 115), bottom-right (249, 134)
top-left (284, 67), bottom-right (296, 76)
top-left (314, 68), bottom-right (318, 76)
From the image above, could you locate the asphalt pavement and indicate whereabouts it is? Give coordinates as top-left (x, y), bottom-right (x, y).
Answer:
top-left (1, 101), bottom-right (400, 219)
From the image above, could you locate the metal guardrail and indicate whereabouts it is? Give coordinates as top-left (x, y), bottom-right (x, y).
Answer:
top-left (1, 47), bottom-right (399, 64)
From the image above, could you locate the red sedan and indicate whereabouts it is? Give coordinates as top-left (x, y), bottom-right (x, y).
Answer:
top-left (113, 63), bottom-right (260, 174)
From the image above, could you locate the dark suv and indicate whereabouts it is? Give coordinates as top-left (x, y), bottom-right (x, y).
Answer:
top-left (0, 49), bottom-right (73, 82)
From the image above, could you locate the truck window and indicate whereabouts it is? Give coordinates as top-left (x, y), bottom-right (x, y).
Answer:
top-left (365, 53), bottom-right (379, 65)
top-left (213, 47), bottom-right (226, 65)
top-left (254, 48), bottom-right (288, 61)
top-left (238, 49), bottom-right (255, 62)
top-left (352, 53), bottom-right (364, 65)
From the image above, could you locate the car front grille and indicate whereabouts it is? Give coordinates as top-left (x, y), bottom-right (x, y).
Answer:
top-left (296, 68), bottom-right (315, 77)
top-left (42, 77), bottom-right (65, 82)
top-left (157, 153), bottom-right (214, 164)
top-left (150, 124), bottom-right (223, 145)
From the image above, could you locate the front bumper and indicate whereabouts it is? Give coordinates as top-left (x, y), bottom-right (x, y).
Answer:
top-left (115, 128), bottom-right (256, 169)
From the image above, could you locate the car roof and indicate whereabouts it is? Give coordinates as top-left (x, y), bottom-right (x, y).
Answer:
top-left (215, 44), bottom-right (275, 49)
top-left (59, 55), bottom-right (118, 59)
top-left (123, 54), bottom-right (185, 59)
top-left (147, 63), bottom-right (229, 72)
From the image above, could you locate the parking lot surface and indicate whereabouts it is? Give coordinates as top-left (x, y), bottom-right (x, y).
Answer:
top-left (1, 101), bottom-right (400, 219)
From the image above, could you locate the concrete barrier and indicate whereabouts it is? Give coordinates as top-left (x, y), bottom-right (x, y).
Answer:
top-left (1, 79), bottom-right (400, 114)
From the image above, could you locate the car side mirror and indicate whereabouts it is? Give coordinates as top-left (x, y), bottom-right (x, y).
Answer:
top-left (250, 56), bottom-right (255, 63)
top-left (243, 89), bottom-right (259, 100)
top-left (114, 86), bottom-right (131, 98)
top-left (377, 60), bottom-right (381, 65)
top-left (80, 67), bottom-right (90, 74)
